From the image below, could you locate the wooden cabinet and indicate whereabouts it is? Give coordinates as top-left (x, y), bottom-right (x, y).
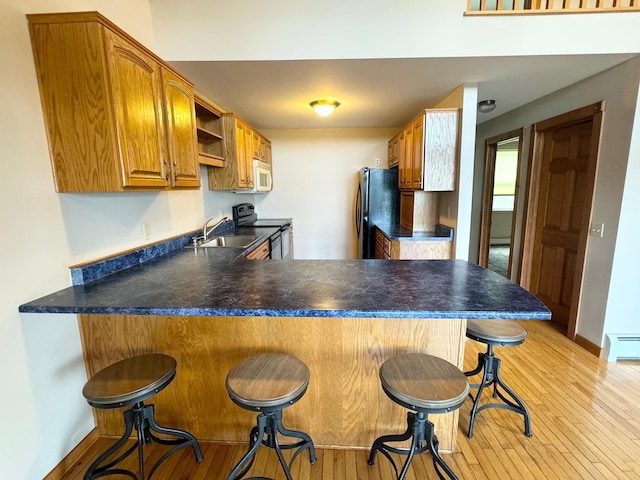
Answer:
top-left (393, 108), bottom-right (458, 192)
top-left (194, 94), bottom-right (224, 168)
top-left (207, 114), bottom-right (253, 190)
top-left (375, 227), bottom-right (451, 260)
top-left (375, 229), bottom-right (391, 259)
top-left (387, 133), bottom-right (399, 168)
top-left (400, 125), bottom-right (414, 189)
top-left (245, 239), bottom-right (270, 260)
top-left (252, 131), bottom-right (271, 164)
top-left (28, 12), bottom-right (200, 192)
top-left (207, 113), bottom-right (272, 191)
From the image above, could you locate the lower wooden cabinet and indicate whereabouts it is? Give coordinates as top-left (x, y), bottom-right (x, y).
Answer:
top-left (375, 229), bottom-right (391, 260)
top-left (374, 227), bottom-right (452, 260)
top-left (244, 239), bottom-right (270, 260)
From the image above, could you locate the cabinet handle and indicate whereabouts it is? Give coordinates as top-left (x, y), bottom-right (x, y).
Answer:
top-left (173, 160), bottom-right (179, 181)
top-left (164, 159), bottom-right (170, 181)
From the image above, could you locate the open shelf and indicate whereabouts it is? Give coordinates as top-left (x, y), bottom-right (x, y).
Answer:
top-left (194, 94), bottom-right (225, 167)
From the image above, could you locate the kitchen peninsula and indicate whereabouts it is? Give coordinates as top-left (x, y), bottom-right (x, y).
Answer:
top-left (20, 245), bottom-right (550, 453)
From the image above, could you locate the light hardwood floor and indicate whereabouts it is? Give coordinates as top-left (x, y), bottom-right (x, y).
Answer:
top-left (55, 320), bottom-right (640, 479)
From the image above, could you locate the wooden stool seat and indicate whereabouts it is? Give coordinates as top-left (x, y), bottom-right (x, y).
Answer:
top-left (380, 353), bottom-right (469, 412)
top-left (82, 354), bottom-right (203, 479)
top-left (225, 353), bottom-right (315, 480)
top-left (466, 320), bottom-right (527, 346)
top-left (369, 353), bottom-right (469, 480)
top-left (83, 353), bottom-right (176, 408)
top-left (226, 353), bottom-right (310, 410)
top-left (465, 320), bottom-right (532, 438)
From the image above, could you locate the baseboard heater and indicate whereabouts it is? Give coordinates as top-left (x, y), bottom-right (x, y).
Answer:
top-left (605, 334), bottom-right (640, 362)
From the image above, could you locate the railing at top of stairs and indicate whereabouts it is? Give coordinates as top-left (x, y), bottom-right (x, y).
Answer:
top-left (467, 0), bottom-right (639, 14)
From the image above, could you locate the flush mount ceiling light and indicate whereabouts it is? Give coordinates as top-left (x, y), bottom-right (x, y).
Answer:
top-left (310, 99), bottom-right (340, 117)
top-left (478, 99), bottom-right (497, 114)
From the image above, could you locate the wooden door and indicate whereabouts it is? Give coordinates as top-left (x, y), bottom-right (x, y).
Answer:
top-left (161, 68), bottom-right (200, 188)
top-left (524, 103), bottom-right (603, 336)
top-left (411, 114), bottom-right (425, 189)
top-left (106, 31), bottom-right (168, 188)
top-left (478, 129), bottom-right (524, 280)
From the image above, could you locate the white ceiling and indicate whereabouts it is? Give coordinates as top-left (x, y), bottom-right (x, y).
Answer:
top-left (171, 54), bottom-right (636, 130)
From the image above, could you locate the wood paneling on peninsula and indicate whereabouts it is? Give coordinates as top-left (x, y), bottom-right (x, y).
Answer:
top-left (78, 314), bottom-right (466, 452)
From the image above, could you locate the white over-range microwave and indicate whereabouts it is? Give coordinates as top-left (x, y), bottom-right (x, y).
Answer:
top-left (235, 160), bottom-right (272, 193)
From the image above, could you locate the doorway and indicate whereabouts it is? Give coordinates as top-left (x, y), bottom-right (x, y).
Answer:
top-left (478, 129), bottom-right (524, 280)
top-left (520, 102), bottom-right (604, 338)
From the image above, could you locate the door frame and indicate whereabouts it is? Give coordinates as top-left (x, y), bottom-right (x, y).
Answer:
top-left (478, 128), bottom-right (524, 280)
top-left (520, 101), bottom-right (604, 339)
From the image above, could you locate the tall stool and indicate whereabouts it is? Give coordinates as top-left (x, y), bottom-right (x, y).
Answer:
top-left (464, 320), bottom-right (532, 438)
top-left (368, 353), bottom-right (469, 480)
top-left (82, 353), bottom-right (203, 479)
top-left (225, 353), bottom-right (316, 480)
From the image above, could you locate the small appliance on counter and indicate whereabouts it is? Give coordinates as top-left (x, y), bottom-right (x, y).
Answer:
top-left (232, 203), bottom-right (293, 259)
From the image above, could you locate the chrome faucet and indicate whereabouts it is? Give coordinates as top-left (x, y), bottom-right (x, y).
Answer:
top-left (202, 216), bottom-right (231, 242)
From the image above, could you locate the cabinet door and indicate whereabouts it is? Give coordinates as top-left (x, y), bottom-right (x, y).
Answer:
top-left (161, 68), bottom-right (200, 188)
top-left (423, 110), bottom-right (458, 191)
top-left (243, 124), bottom-right (254, 188)
top-left (401, 126), bottom-right (413, 189)
top-left (235, 121), bottom-right (249, 188)
top-left (106, 31), bottom-right (168, 188)
top-left (411, 115), bottom-right (425, 190)
top-left (264, 140), bottom-right (272, 167)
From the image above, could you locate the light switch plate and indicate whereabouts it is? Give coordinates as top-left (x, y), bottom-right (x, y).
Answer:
top-left (590, 222), bottom-right (604, 238)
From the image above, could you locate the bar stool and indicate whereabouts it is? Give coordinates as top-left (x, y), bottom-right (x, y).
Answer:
top-left (368, 353), bottom-right (469, 480)
top-left (464, 320), bottom-right (532, 438)
top-left (225, 353), bottom-right (316, 480)
top-left (82, 353), bottom-right (203, 479)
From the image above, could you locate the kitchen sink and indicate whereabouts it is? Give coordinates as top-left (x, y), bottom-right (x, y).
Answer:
top-left (191, 234), bottom-right (263, 249)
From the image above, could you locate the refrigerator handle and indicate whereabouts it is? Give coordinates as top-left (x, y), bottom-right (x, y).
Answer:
top-left (355, 182), bottom-right (362, 237)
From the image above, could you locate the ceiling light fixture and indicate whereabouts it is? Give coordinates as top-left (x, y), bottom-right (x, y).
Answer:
top-left (478, 99), bottom-right (496, 114)
top-left (310, 99), bottom-right (340, 117)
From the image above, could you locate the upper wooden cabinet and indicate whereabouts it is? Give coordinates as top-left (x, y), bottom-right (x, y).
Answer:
top-left (208, 113), bottom-right (253, 190)
top-left (392, 108), bottom-right (459, 192)
top-left (387, 132), bottom-right (400, 168)
top-left (28, 12), bottom-right (200, 192)
top-left (207, 113), bottom-right (272, 191)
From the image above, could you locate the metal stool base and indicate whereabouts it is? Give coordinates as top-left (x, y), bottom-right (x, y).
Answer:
top-left (84, 402), bottom-right (203, 480)
top-left (368, 411), bottom-right (458, 480)
top-left (465, 346), bottom-right (532, 438)
top-left (227, 409), bottom-right (316, 480)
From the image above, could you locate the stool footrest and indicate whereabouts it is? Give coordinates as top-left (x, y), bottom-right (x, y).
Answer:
top-left (368, 411), bottom-right (458, 480)
top-left (84, 402), bottom-right (203, 480)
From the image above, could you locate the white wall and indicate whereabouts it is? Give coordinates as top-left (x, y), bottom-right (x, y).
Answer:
top-left (603, 79), bottom-right (640, 335)
top-left (149, 0), bottom-right (640, 61)
top-left (473, 58), bottom-right (640, 346)
top-left (260, 128), bottom-right (396, 259)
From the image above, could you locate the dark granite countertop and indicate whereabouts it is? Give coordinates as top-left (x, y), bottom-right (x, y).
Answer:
top-left (19, 247), bottom-right (550, 319)
top-left (375, 223), bottom-right (454, 241)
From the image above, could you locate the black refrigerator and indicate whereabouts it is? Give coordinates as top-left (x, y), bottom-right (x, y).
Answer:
top-left (355, 167), bottom-right (400, 259)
